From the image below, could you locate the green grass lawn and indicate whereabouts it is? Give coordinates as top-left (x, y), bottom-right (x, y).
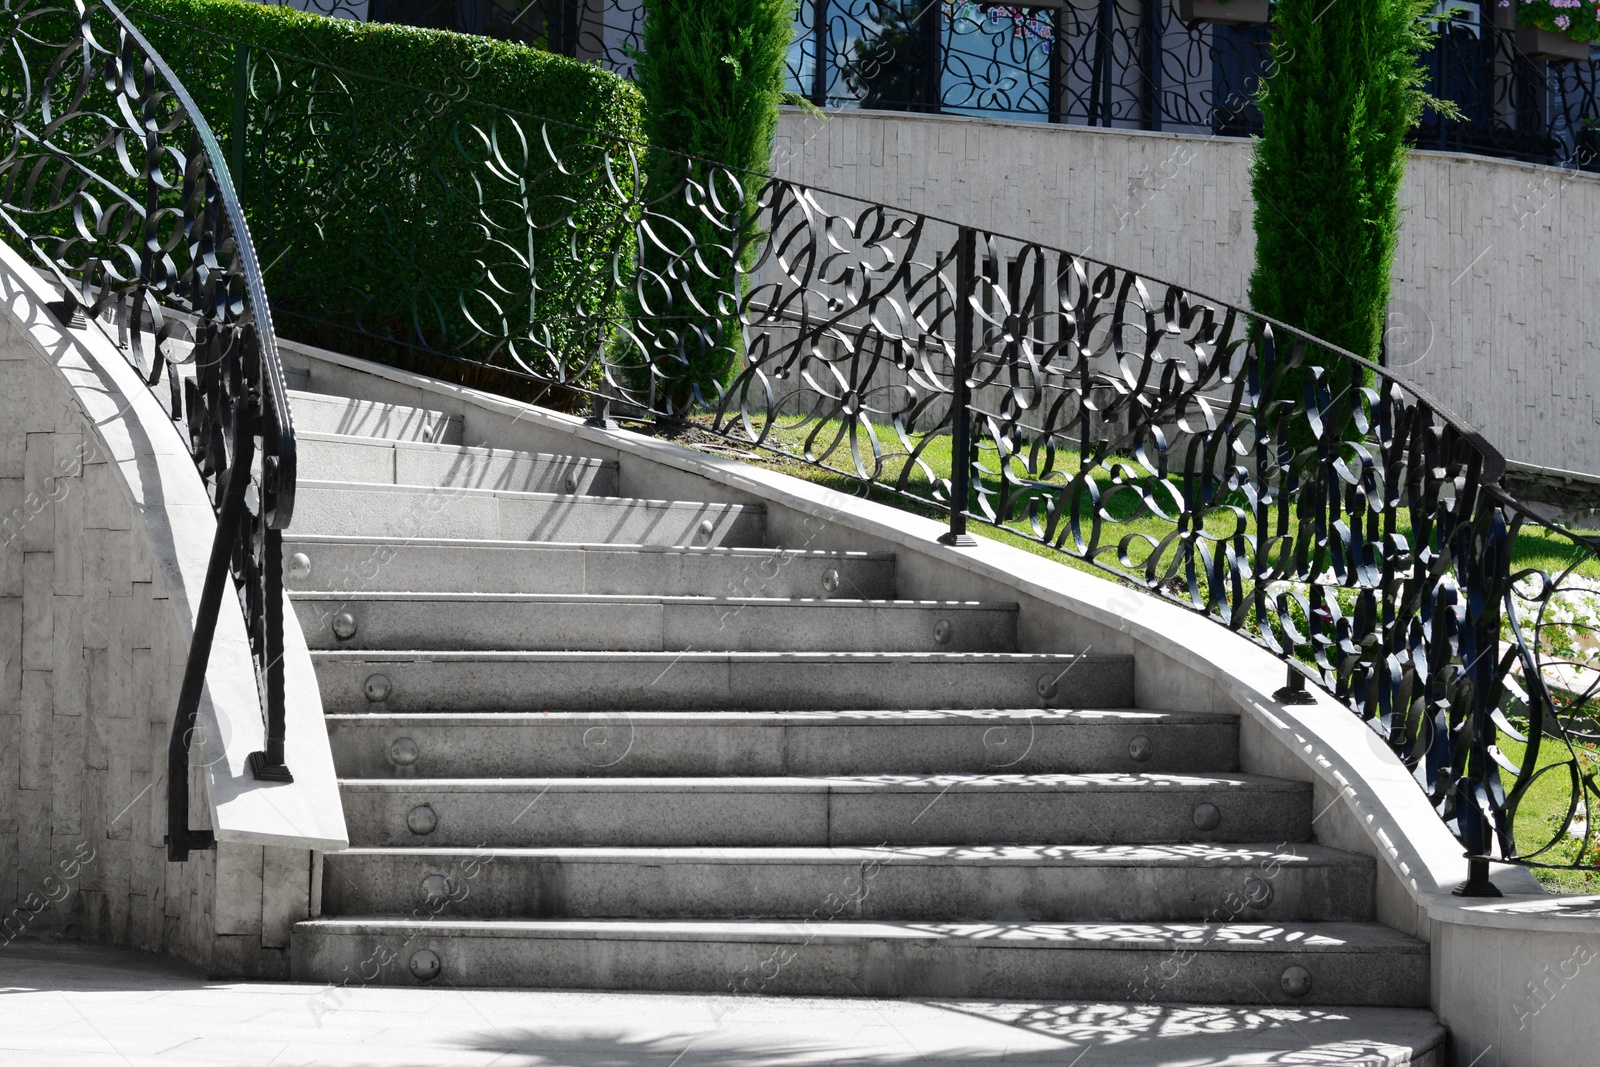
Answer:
top-left (700, 416), bottom-right (1600, 584)
top-left (1496, 731), bottom-right (1600, 894)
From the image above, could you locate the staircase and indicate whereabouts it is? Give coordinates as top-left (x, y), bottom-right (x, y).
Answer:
top-left (281, 385), bottom-right (1436, 1024)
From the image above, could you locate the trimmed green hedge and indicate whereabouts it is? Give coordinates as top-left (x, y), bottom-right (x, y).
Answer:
top-left (125, 0), bottom-right (646, 398)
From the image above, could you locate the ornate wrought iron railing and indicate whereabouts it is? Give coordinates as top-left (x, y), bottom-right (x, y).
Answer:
top-left (283, 0), bottom-right (1600, 169)
top-left (0, 0), bottom-right (297, 861)
top-left (135, 22), bottom-right (1600, 886)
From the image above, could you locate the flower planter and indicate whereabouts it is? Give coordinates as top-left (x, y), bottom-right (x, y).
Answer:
top-left (1514, 27), bottom-right (1593, 62)
top-left (1176, 0), bottom-right (1270, 25)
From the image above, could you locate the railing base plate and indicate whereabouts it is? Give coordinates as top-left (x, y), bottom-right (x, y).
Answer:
top-left (248, 751), bottom-right (295, 783)
top-left (165, 830), bottom-right (216, 863)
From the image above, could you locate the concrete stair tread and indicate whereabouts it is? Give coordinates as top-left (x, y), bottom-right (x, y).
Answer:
top-left (288, 389), bottom-right (463, 444)
top-left (293, 916), bottom-right (1423, 952)
top-left (296, 593), bottom-right (1021, 653)
top-left (320, 841), bottom-right (1374, 922)
top-left (295, 592), bottom-right (1010, 608)
top-left (327, 842), bottom-right (1369, 867)
top-left (298, 429), bottom-right (610, 466)
top-left (300, 477), bottom-right (764, 512)
top-left (325, 708), bottom-right (1238, 725)
top-left (283, 533), bottom-right (892, 561)
top-left (317, 650), bottom-right (1106, 663)
top-left (297, 430), bottom-right (620, 496)
top-left (327, 707), bottom-right (1239, 777)
top-left (293, 479), bottom-right (765, 546)
top-left (338, 771), bottom-right (1306, 792)
top-left (282, 535), bottom-right (897, 598)
top-left (315, 649), bottom-right (1135, 711)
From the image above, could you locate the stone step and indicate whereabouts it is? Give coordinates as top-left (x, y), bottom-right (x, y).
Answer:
top-left (326, 709), bottom-right (1239, 778)
top-left (281, 536), bottom-right (898, 599)
top-left (288, 917), bottom-right (1429, 1007)
top-left (314, 651), bottom-right (1135, 712)
top-left (336, 773), bottom-right (1311, 848)
top-left (292, 593), bottom-right (1019, 654)
top-left (292, 480), bottom-right (765, 547)
top-left (319, 843), bottom-right (1375, 923)
top-left (288, 389), bottom-right (464, 444)
top-left (297, 431), bottom-right (620, 496)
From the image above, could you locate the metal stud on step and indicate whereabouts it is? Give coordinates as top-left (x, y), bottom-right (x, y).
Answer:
top-left (933, 620), bottom-right (953, 645)
top-left (1244, 874), bottom-right (1274, 909)
top-left (389, 737), bottom-right (419, 767)
top-left (1280, 965), bottom-right (1312, 998)
top-left (821, 568), bottom-right (841, 595)
top-left (332, 611), bottom-right (357, 640)
top-left (1192, 802), bottom-right (1222, 831)
top-left (564, 474), bottom-right (579, 493)
top-left (420, 424), bottom-right (435, 443)
top-left (420, 874), bottom-right (451, 905)
top-left (365, 674), bottom-right (392, 702)
top-left (409, 949), bottom-right (441, 982)
top-left (1036, 673), bottom-right (1059, 701)
top-left (287, 552), bottom-right (312, 580)
top-left (697, 519), bottom-right (715, 542)
top-left (407, 804), bottom-right (438, 835)
top-left (1128, 735), bottom-right (1153, 762)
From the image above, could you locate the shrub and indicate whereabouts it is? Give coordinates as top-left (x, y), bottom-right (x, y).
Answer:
top-left (124, 0), bottom-right (646, 400)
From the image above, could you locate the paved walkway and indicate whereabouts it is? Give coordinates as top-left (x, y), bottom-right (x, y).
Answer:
top-left (0, 939), bottom-right (1444, 1065)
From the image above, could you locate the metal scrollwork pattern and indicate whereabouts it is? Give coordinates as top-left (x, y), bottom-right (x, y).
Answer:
top-left (0, 0), bottom-right (297, 860)
top-left (130, 14), bottom-right (1600, 880)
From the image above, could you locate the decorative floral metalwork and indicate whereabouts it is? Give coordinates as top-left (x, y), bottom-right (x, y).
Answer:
top-left (141, 22), bottom-right (1600, 881)
top-left (0, 0), bottom-right (297, 860)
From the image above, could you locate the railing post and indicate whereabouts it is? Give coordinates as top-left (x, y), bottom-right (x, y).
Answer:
top-left (919, 0), bottom-right (942, 114)
top-left (1454, 856), bottom-right (1503, 898)
top-left (811, 0), bottom-right (828, 107)
top-left (248, 526), bottom-right (293, 782)
top-left (940, 226), bottom-right (977, 548)
top-left (166, 399), bottom-right (257, 862)
top-left (1142, 0), bottom-right (1162, 132)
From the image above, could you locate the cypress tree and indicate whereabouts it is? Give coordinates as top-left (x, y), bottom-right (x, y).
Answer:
top-left (630, 0), bottom-right (794, 410)
top-left (1248, 0), bottom-right (1450, 369)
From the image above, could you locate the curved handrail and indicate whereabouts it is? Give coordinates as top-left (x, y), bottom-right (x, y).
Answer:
top-left (125, 19), bottom-right (1600, 886)
top-left (0, 0), bottom-right (297, 861)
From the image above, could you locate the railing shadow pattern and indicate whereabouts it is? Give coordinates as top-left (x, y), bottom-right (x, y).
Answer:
top-left (0, 0), bottom-right (297, 860)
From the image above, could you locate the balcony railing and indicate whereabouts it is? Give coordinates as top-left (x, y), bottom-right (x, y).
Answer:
top-left (283, 0), bottom-right (1600, 170)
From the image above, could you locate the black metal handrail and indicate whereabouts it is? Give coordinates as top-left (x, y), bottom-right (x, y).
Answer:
top-left (148, 24), bottom-right (1600, 887)
top-left (0, 0), bottom-right (297, 862)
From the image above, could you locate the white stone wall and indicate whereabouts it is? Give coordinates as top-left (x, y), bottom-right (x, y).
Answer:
top-left (773, 107), bottom-right (1600, 477)
top-left (0, 292), bottom-right (314, 978)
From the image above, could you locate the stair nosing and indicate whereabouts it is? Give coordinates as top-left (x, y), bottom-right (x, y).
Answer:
top-left (312, 650), bottom-right (1120, 662)
top-left (298, 478), bottom-right (765, 511)
top-left (335, 772), bottom-right (1309, 792)
top-left (323, 842), bottom-right (1373, 867)
top-left (299, 429), bottom-right (617, 467)
top-left (323, 708), bottom-right (1237, 724)
top-left (292, 591), bottom-right (1015, 609)
top-left (281, 533), bottom-right (894, 560)
top-left (292, 916), bottom-right (1427, 952)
